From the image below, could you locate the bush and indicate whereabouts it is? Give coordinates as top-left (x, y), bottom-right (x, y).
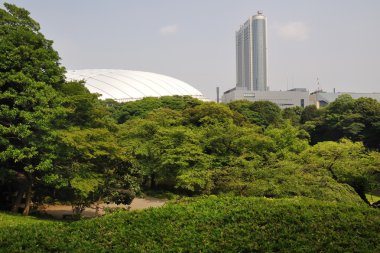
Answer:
top-left (0, 197), bottom-right (379, 252)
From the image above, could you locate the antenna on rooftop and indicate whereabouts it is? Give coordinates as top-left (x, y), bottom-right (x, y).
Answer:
top-left (316, 77), bottom-right (321, 91)
top-left (286, 77), bottom-right (289, 91)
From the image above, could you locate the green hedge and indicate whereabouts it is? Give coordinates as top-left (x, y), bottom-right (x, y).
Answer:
top-left (0, 197), bottom-right (379, 252)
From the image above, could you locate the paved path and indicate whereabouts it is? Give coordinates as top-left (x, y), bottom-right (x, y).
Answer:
top-left (41, 197), bottom-right (166, 219)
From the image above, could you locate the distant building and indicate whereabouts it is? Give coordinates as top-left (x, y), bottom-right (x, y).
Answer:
top-left (226, 12), bottom-right (309, 108)
top-left (226, 12), bottom-right (380, 109)
top-left (222, 88), bottom-right (309, 108)
top-left (66, 69), bottom-right (207, 102)
top-left (310, 90), bottom-right (380, 108)
top-left (236, 11), bottom-right (267, 91)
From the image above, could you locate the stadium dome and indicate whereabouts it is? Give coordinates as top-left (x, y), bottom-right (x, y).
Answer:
top-left (65, 69), bottom-right (206, 102)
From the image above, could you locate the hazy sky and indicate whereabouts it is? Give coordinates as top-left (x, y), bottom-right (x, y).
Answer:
top-left (3, 0), bottom-right (380, 100)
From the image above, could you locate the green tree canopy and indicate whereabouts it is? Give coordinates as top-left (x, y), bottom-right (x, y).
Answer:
top-left (282, 106), bottom-right (303, 125)
top-left (111, 96), bottom-right (202, 124)
top-left (299, 139), bottom-right (380, 204)
top-left (250, 101), bottom-right (282, 127)
top-left (228, 100), bottom-right (282, 127)
top-left (0, 3), bottom-right (65, 88)
top-left (300, 105), bottom-right (320, 124)
top-left (183, 102), bottom-right (237, 126)
top-left (0, 3), bottom-right (66, 215)
top-left (305, 95), bottom-right (380, 149)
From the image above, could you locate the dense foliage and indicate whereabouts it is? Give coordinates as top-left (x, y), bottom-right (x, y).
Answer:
top-left (1, 3), bottom-right (380, 252)
top-left (0, 2), bottom-right (379, 205)
top-left (1, 4), bottom-right (380, 216)
top-left (0, 3), bottom-right (138, 215)
top-left (115, 99), bottom-right (380, 205)
top-left (0, 197), bottom-right (379, 252)
top-left (0, 3), bottom-right (67, 215)
top-left (303, 94), bottom-right (380, 149)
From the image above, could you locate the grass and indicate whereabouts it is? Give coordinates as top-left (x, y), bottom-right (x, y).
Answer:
top-left (0, 196), bottom-right (379, 252)
top-left (366, 193), bottom-right (380, 204)
top-left (0, 212), bottom-right (56, 228)
top-left (142, 189), bottom-right (181, 200)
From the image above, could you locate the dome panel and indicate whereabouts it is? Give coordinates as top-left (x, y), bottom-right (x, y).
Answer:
top-left (66, 69), bottom-right (205, 102)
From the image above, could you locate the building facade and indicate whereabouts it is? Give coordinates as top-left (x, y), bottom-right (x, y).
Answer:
top-left (310, 90), bottom-right (380, 108)
top-left (222, 88), bottom-right (309, 108)
top-left (236, 11), bottom-right (267, 91)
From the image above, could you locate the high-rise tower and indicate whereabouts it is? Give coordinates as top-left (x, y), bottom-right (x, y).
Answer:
top-left (236, 11), bottom-right (267, 91)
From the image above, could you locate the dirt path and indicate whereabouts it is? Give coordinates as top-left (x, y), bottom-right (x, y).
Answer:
top-left (41, 197), bottom-right (166, 219)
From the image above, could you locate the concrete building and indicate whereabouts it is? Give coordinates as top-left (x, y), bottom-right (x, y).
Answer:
top-left (225, 11), bottom-right (309, 108)
top-left (224, 12), bottom-right (380, 109)
top-left (236, 11), bottom-right (267, 91)
top-left (310, 90), bottom-right (380, 108)
top-left (222, 88), bottom-right (309, 108)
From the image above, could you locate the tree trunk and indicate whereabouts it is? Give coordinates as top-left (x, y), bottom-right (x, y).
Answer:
top-left (355, 189), bottom-right (371, 206)
top-left (95, 197), bottom-right (102, 217)
top-left (151, 174), bottom-right (157, 189)
top-left (72, 202), bottom-right (85, 219)
top-left (11, 172), bottom-right (29, 213)
top-left (11, 190), bottom-right (24, 213)
top-left (327, 163), bottom-right (338, 181)
top-left (22, 180), bottom-right (33, 216)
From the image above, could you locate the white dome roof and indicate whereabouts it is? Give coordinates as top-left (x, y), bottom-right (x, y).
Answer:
top-left (65, 69), bottom-right (205, 102)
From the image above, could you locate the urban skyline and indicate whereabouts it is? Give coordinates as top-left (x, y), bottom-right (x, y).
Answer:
top-left (4, 0), bottom-right (380, 100)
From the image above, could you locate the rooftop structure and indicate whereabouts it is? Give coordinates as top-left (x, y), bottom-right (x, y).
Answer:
top-left (66, 69), bottom-right (206, 102)
top-left (310, 90), bottom-right (380, 108)
top-left (222, 87), bottom-right (309, 108)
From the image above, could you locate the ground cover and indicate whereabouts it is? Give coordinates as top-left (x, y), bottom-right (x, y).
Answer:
top-left (0, 196), bottom-right (379, 252)
top-left (0, 212), bottom-right (56, 228)
top-left (366, 194), bottom-right (380, 204)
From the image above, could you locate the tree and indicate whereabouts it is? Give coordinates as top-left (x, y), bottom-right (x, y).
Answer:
top-left (144, 108), bottom-right (184, 127)
top-left (49, 80), bottom-right (140, 215)
top-left (112, 97), bottom-right (164, 123)
top-left (300, 105), bottom-right (320, 124)
top-left (58, 81), bottom-right (111, 128)
top-left (118, 118), bottom-right (161, 189)
top-left (183, 102), bottom-right (237, 126)
top-left (249, 101), bottom-right (282, 127)
top-left (152, 126), bottom-right (211, 192)
top-left (111, 96), bottom-right (202, 124)
top-left (264, 123), bottom-right (310, 160)
top-left (352, 97), bottom-right (380, 149)
top-left (0, 3), bottom-right (65, 215)
top-left (52, 127), bottom-right (140, 216)
top-left (119, 114), bottom-right (211, 193)
top-left (0, 3), bottom-right (65, 88)
top-left (229, 100), bottom-right (282, 127)
top-left (160, 95), bottom-right (202, 110)
top-left (228, 100), bottom-right (258, 124)
top-left (282, 106), bottom-right (303, 125)
top-left (299, 139), bottom-right (380, 205)
top-left (326, 94), bottom-right (355, 114)
top-left (305, 95), bottom-right (380, 149)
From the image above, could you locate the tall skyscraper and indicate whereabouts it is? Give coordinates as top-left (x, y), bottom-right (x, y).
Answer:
top-left (236, 11), bottom-right (267, 91)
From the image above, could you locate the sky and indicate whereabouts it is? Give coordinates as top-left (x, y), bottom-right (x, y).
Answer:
top-left (2, 0), bottom-right (380, 100)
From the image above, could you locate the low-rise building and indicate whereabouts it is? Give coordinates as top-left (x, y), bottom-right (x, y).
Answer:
top-left (310, 90), bottom-right (380, 108)
top-left (222, 87), bottom-right (309, 108)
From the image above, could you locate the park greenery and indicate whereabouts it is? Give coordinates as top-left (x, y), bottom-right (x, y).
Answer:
top-left (0, 3), bottom-right (380, 251)
top-left (1, 197), bottom-right (379, 252)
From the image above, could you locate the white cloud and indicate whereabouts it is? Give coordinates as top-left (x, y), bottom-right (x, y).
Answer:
top-left (159, 24), bottom-right (179, 35)
top-left (276, 22), bottom-right (309, 41)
